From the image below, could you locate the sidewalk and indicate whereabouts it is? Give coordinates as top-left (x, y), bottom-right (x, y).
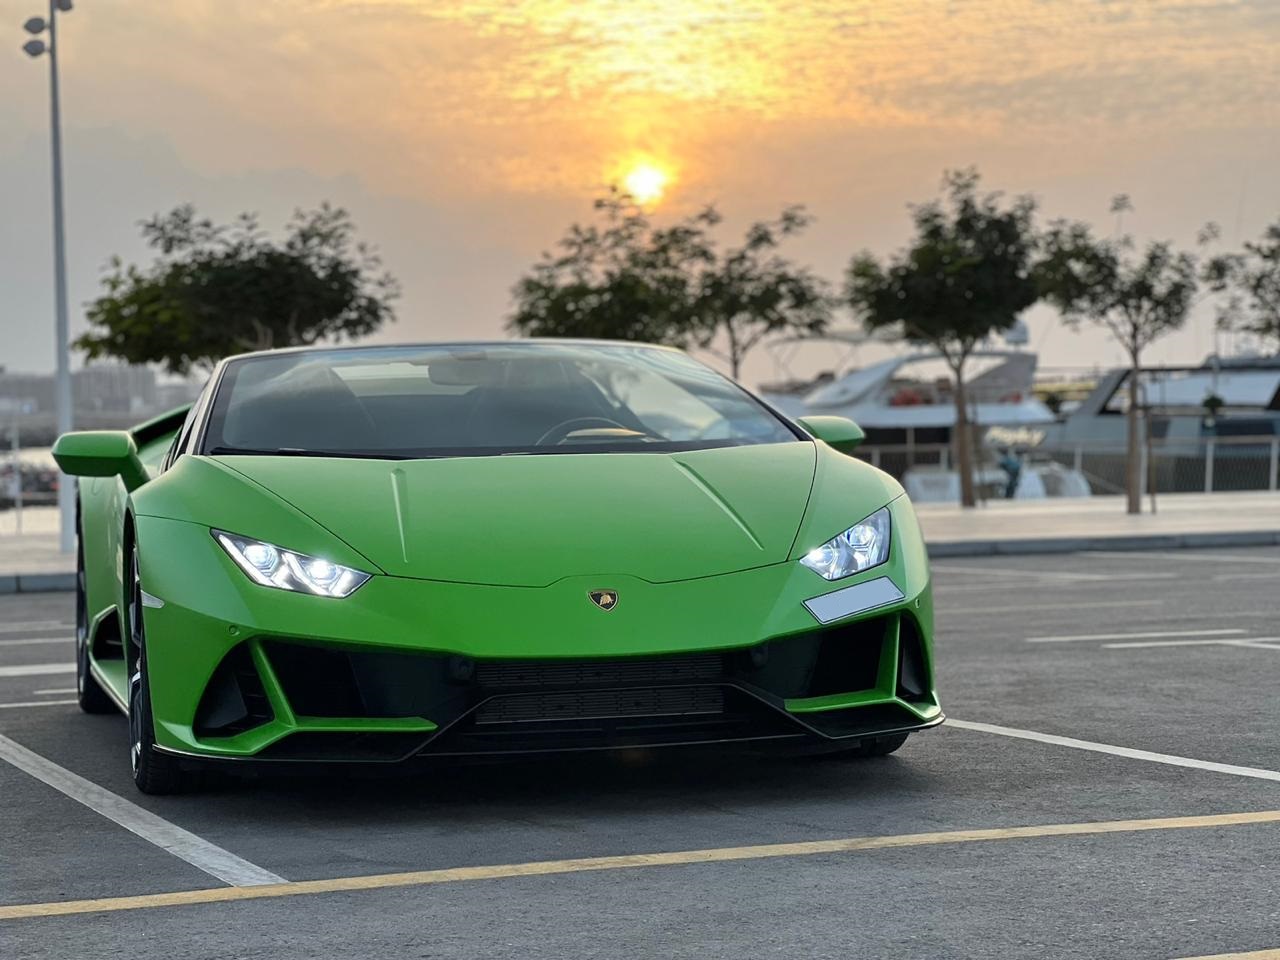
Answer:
top-left (0, 508), bottom-right (74, 592)
top-left (2, 493), bottom-right (1278, 593)
top-left (915, 490), bottom-right (1280, 556)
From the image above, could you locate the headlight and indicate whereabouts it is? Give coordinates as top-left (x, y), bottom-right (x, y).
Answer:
top-left (799, 507), bottom-right (892, 581)
top-left (214, 531), bottom-right (372, 598)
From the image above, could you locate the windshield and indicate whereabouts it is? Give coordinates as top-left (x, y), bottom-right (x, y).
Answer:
top-left (202, 343), bottom-right (799, 458)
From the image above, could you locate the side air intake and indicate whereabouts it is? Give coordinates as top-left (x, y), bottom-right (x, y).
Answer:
top-left (896, 615), bottom-right (931, 702)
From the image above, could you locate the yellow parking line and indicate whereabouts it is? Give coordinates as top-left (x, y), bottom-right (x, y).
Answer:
top-left (3, 809), bottom-right (1279, 922)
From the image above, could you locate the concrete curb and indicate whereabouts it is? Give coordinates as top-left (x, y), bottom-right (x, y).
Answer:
top-left (0, 572), bottom-right (77, 595)
top-left (926, 530), bottom-right (1280, 558)
top-left (2, 530), bottom-right (1278, 592)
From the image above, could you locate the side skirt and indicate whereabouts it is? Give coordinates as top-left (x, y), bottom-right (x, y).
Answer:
top-left (89, 659), bottom-right (129, 716)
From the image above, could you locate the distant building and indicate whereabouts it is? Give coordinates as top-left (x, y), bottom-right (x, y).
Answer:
top-left (74, 364), bottom-right (157, 414)
top-left (155, 377), bottom-right (205, 411)
top-left (0, 363), bottom-right (159, 416)
top-left (0, 370), bottom-right (55, 415)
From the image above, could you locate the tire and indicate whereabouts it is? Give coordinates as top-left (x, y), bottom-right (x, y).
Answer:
top-left (75, 515), bottom-right (115, 715)
top-left (126, 541), bottom-right (189, 795)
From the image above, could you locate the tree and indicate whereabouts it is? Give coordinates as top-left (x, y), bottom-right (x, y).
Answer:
top-left (1037, 219), bottom-right (1198, 514)
top-left (508, 190), bottom-right (715, 349)
top-left (691, 207), bottom-right (830, 380)
top-left (78, 204), bottom-right (399, 373)
top-left (1202, 219), bottom-right (1280, 354)
top-left (509, 190), bottom-right (831, 379)
top-left (844, 170), bottom-right (1041, 508)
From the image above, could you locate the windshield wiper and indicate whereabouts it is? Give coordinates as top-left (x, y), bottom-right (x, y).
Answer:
top-left (207, 446), bottom-right (408, 460)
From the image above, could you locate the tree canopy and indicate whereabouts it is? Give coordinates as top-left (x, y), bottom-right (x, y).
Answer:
top-left (1037, 215), bottom-right (1198, 513)
top-left (508, 190), bottom-right (714, 349)
top-left (1202, 219), bottom-right (1280, 352)
top-left (844, 169), bottom-right (1041, 506)
top-left (1037, 223), bottom-right (1198, 361)
top-left (78, 204), bottom-right (399, 373)
top-left (693, 207), bottom-right (830, 379)
top-left (508, 190), bottom-right (831, 379)
top-left (845, 170), bottom-right (1040, 364)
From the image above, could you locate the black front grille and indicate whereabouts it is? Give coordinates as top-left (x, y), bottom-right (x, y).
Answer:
top-left (241, 618), bottom-right (925, 759)
top-left (475, 685), bottom-right (726, 724)
top-left (477, 653), bottom-right (725, 690)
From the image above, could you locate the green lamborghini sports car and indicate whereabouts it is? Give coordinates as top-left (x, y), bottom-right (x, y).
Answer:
top-left (53, 341), bottom-right (941, 793)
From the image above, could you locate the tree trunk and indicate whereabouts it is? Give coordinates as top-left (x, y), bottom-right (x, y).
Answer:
top-left (726, 322), bottom-right (742, 381)
top-left (952, 369), bottom-right (976, 508)
top-left (1125, 355), bottom-right (1142, 515)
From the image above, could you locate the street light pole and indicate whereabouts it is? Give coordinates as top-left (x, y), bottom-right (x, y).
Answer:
top-left (23, 0), bottom-right (75, 553)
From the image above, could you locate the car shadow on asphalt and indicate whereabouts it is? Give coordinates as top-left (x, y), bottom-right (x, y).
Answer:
top-left (194, 745), bottom-right (938, 823)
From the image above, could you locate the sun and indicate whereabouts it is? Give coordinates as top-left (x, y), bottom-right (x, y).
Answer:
top-left (622, 162), bottom-right (671, 206)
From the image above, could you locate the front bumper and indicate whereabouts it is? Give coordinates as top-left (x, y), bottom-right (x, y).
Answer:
top-left (132, 496), bottom-right (941, 762)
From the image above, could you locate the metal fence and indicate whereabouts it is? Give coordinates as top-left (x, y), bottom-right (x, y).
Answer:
top-left (857, 436), bottom-right (1280, 496)
top-left (4, 432), bottom-right (1279, 519)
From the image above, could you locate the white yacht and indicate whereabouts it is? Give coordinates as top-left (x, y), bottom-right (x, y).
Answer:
top-left (757, 332), bottom-right (1084, 501)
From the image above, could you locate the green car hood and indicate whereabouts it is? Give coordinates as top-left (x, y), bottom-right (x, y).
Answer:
top-left (215, 442), bottom-right (820, 587)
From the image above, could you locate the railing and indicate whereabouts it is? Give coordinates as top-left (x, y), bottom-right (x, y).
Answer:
top-left (856, 436), bottom-right (1280, 496)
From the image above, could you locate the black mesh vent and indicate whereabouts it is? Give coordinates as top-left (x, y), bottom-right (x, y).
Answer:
top-left (261, 640), bottom-right (475, 723)
top-left (808, 619), bottom-right (885, 697)
top-left (477, 654), bottom-right (725, 690)
top-left (757, 615), bottom-right (888, 699)
top-left (267, 642), bottom-right (365, 717)
top-left (194, 644), bottom-right (273, 737)
top-left (475, 686), bottom-right (726, 724)
top-left (435, 687), bottom-right (801, 756)
top-left (896, 615), bottom-right (930, 702)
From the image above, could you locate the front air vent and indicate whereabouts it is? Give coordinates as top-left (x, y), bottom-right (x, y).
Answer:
top-left (896, 615), bottom-right (930, 702)
top-left (193, 644), bottom-right (273, 737)
top-left (475, 686), bottom-right (727, 725)
top-left (476, 653), bottom-right (725, 691)
top-left (266, 642), bottom-right (365, 717)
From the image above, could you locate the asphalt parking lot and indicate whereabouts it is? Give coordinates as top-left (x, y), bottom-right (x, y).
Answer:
top-left (2, 547), bottom-right (1279, 959)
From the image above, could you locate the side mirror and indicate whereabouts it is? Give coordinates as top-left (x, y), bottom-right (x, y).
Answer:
top-left (796, 416), bottom-right (865, 455)
top-left (52, 431), bottom-right (149, 492)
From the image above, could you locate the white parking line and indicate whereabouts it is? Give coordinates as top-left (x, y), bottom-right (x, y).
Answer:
top-left (0, 733), bottom-right (285, 886)
top-left (0, 637), bottom-right (70, 648)
top-left (32, 687), bottom-right (76, 695)
top-left (933, 565), bottom-right (1177, 583)
top-left (943, 599), bottom-right (1164, 616)
top-left (1103, 637), bottom-right (1280, 650)
top-left (1027, 628), bottom-right (1247, 644)
top-left (0, 699), bottom-right (78, 710)
top-left (1083, 550), bottom-right (1280, 565)
top-left (1226, 640), bottom-right (1280, 652)
top-left (0, 663), bottom-right (76, 678)
top-left (0, 621), bottom-right (72, 635)
top-left (947, 719), bottom-right (1280, 783)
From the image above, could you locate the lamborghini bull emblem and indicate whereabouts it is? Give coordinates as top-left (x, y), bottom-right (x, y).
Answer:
top-left (588, 589), bottom-right (619, 611)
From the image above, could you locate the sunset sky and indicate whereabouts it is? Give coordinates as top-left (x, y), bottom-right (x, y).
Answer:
top-left (2, 0), bottom-right (1277, 387)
